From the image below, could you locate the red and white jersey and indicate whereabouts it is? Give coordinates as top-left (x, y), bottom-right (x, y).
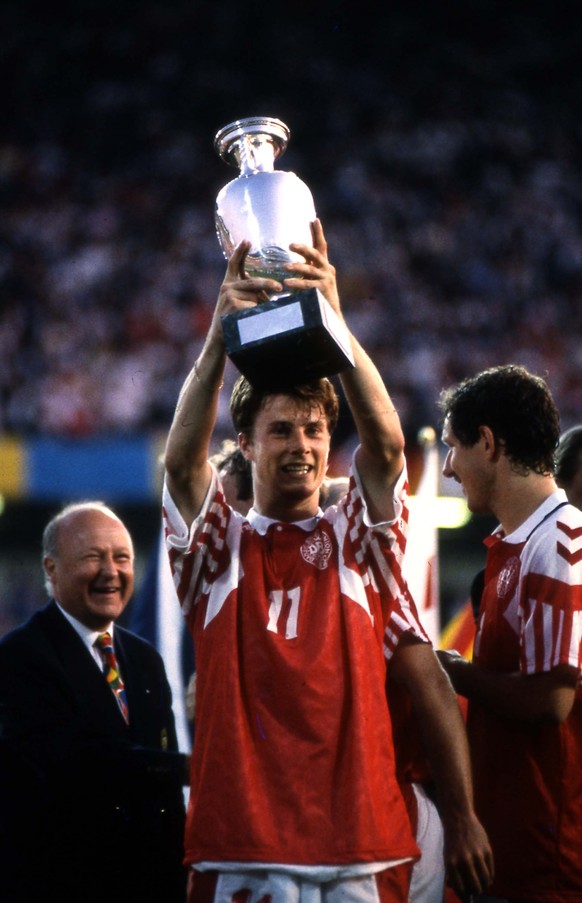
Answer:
top-left (163, 460), bottom-right (428, 868)
top-left (470, 491), bottom-right (582, 902)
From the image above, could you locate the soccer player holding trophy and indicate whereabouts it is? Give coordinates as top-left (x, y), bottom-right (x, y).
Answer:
top-left (162, 118), bottom-right (493, 903)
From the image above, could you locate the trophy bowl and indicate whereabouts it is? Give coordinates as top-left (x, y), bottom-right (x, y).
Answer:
top-left (214, 116), bottom-right (354, 386)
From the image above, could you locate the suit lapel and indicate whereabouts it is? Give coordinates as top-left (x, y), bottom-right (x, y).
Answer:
top-left (114, 629), bottom-right (154, 741)
top-left (40, 602), bottom-right (129, 732)
top-left (114, 628), bottom-right (175, 750)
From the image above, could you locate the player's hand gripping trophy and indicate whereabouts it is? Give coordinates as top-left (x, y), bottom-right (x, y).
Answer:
top-left (214, 116), bottom-right (354, 386)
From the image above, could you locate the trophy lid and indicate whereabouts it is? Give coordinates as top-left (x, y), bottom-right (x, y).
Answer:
top-left (214, 117), bottom-right (290, 168)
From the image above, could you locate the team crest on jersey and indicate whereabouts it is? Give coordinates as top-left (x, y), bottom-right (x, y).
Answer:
top-left (497, 556), bottom-right (520, 599)
top-left (301, 529), bottom-right (333, 570)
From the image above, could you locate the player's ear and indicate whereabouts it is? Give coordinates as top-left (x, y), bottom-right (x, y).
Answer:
top-left (238, 432), bottom-right (253, 461)
top-left (479, 425), bottom-right (501, 461)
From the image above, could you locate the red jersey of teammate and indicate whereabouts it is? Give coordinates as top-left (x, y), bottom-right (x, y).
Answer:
top-left (469, 493), bottom-right (582, 902)
top-left (164, 463), bottom-right (429, 869)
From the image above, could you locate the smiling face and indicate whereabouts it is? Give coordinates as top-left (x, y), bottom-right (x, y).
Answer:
top-left (239, 394), bottom-right (331, 520)
top-left (44, 507), bottom-right (134, 630)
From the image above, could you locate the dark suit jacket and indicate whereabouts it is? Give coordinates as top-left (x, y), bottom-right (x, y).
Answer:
top-left (0, 601), bottom-right (188, 903)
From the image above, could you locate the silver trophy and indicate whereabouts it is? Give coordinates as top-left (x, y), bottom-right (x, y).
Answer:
top-left (214, 116), bottom-right (354, 387)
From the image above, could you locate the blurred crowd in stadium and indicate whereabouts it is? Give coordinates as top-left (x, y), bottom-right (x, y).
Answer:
top-left (1, 1), bottom-right (581, 456)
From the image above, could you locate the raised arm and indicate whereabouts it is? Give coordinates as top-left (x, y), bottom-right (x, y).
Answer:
top-left (285, 220), bottom-right (405, 522)
top-left (164, 243), bottom-right (282, 527)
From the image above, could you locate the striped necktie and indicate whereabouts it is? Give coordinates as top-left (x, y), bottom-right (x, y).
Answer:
top-left (95, 632), bottom-right (129, 724)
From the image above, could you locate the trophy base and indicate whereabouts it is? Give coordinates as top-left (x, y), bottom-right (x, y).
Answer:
top-left (221, 288), bottom-right (355, 388)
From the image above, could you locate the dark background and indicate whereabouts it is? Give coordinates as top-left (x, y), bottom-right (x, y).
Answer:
top-left (0, 0), bottom-right (579, 633)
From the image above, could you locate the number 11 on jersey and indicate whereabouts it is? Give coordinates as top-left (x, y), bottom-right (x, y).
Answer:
top-left (266, 587), bottom-right (301, 639)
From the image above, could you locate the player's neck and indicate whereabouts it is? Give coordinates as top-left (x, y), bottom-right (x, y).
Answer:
top-left (496, 472), bottom-right (558, 536)
top-left (254, 490), bottom-right (320, 524)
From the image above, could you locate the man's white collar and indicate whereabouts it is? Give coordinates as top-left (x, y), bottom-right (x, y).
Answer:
top-left (498, 488), bottom-right (569, 542)
top-left (246, 507), bottom-right (324, 536)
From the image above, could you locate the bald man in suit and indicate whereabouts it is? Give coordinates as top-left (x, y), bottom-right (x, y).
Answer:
top-left (0, 502), bottom-right (189, 903)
